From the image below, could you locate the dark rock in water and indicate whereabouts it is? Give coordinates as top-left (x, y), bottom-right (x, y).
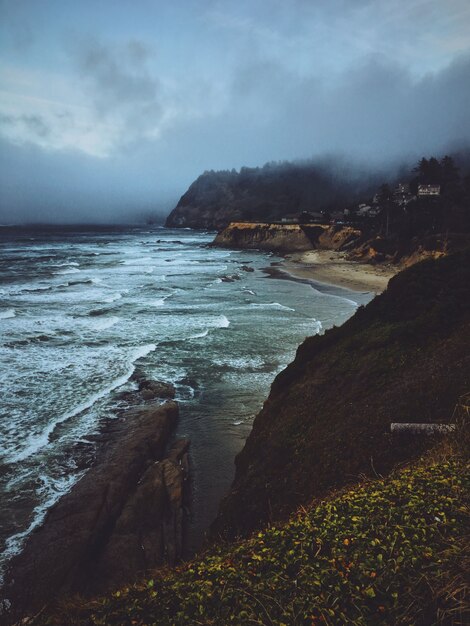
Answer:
top-left (93, 437), bottom-right (190, 590)
top-left (240, 265), bottom-right (255, 272)
top-left (115, 389), bottom-right (140, 403)
top-left (3, 401), bottom-right (188, 617)
top-left (221, 274), bottom-right (241, 282)
top-left (139, 379), bottom-right (176, 400)
top-left (126, 371), bottom-right (176, 401)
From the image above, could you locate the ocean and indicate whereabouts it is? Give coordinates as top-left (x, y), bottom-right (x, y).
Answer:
top-left (0, 225), bottom-right (372, 577)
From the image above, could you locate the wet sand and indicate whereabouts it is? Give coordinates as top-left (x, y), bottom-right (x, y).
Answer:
top-left (282, 250), bottom-right (398, 294)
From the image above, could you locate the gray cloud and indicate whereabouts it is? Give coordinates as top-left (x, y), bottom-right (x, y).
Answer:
top-left (1, 2), bottom-right (470, 224)
top-left (222, 51), bottom-right (470, 163)
top-left (0, 113), bottom-right (50, 139)
top-left (74, 38), bottom-right (163, 136)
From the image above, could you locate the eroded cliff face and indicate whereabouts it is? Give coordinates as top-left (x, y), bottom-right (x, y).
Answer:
top-left (213, 250), bottom-right (470, 539)
top-left (213, 222), bottom-right (327, 252)
top-left (213, 222), bottom-right (364, 253)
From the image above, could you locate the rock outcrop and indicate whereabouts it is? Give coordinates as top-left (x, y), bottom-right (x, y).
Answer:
top-left (213, 249), bottom-right (470, 539)
top-left (213, 222), bottom-right (332, 253)
top-left (212, 222), bottom-right (366, 254)
top-left (3, 401), bottom-right (189, 617)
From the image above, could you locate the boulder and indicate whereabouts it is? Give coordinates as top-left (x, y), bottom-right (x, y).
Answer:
top-left (3, 402), bottom-right (190, 617)
top-left (139, 379), bottom-right (176, 400)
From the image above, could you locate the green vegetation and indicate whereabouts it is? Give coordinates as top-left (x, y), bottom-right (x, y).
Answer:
top-left (43, 453), bottom-right (469, 625)
top-left (214, 250), bottom-right (470, 539)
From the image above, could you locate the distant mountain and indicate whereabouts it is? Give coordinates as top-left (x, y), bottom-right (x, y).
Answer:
top-left (165, 160), bottom-right (387, 231)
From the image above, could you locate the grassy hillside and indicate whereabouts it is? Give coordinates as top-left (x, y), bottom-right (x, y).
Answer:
top-left (214, 250), bottom-right (470, 538)
top-left (39, 450), bottom-right (469, 625)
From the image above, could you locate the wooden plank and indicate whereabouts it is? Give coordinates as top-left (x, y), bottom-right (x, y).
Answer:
top-left (390, 423), bottom-right (456, 435)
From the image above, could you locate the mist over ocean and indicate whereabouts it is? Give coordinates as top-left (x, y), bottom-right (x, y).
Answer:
top-left (0, 225), bottom-right (372, 576)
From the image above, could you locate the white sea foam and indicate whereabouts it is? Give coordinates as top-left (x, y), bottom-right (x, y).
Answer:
top-left (215, 315), bottom-right (230, 328)
top-left (88, 316), bottom-right (120, 331)
top-left (214, 356), bottom-right (265, 370)
top-left (101, 293), bottom-right (122, 304)
top-left (189, 329), bottom-right (210, 339)
top-left (0, 308), bottom-right (15, 319)
top-left (250, 302), bottom-right (295, 311)
top-left (5, 343), bottom-right (157, 465)
top-left (150, 295), bottom-right (171, 307)
top-left (120, 256), bottom-right (152, 265)
top-left (310, 285), bottom-right (358, 308)
top-left (53, 262), bottom-right (79, 267)
top-left (1, 468), bottom-right (85, 584)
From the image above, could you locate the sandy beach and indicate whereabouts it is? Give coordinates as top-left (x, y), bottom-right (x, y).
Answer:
top-left (282, 250), bottom-right (398, 294)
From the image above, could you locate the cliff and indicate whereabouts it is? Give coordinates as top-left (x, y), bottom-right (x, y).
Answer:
top-left (10, 253), bottom-right (470, 626)
top-left (213, 249), bottom-right (470, 538)
top-left (35, 453), bottom-right (470, 625)
top-left (165, 163), bottom-right (380, 230)
top-left (213, 222), bottom-right (362, 253)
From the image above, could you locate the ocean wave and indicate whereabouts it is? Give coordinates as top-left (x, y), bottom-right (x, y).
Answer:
top-left (87, 316), bottom-right (120, 331)
top-left (120, 256), bottom-right (152, 265)
top-left (101, 293), bottom-right (122, 304)
top-left (0, 308), bottom-right (15, 319)
top-left (250, 302), bottom-right (295, 311)
top-left (215, 315), bottom-right (230, 328)
top-left (213, 356), bottom-right (265, 370)
top-left (150, 295), bottom-right (172, 307)
top-left (1, 467), bottom-right (85, 582)
top-left (4, 343), bottom-right (157, 466)
top-left (52, 262), bottom-right (79, 267)
top-left (189, 329), bottom-right (210, 339)
top-left (55, 267), bottom-right (81, 275)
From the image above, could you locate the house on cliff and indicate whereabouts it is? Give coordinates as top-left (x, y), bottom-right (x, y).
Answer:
top-left (280, 214), bottom-right (300, 223)
top-left (418, 184), bottom-right (441, 197)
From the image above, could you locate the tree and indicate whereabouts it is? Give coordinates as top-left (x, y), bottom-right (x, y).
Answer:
top-left (440, 155), bottom-right (460, 191)
top-left (377, 184), bottom-right (398, 238)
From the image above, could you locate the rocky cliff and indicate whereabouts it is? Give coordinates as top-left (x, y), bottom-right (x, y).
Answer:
top-left (213, 249), bottom-right (470, 539)
top-left (3, 382), bottom-right (190, 618)
top-left (213, 222), bottom-right (325, 252)
top-left (213, 222), bottom-right (362, 253)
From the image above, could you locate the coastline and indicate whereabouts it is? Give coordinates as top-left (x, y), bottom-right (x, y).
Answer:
top-left (282, 250), bottom-right (397, 294)
top-left (2, 393), bottom-right (189, 619)
top-left (1, 232), bottom-right (397, 621)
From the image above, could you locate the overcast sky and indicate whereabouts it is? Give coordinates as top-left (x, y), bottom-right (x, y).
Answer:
top-left (1, 0), bottom-right (470, 223)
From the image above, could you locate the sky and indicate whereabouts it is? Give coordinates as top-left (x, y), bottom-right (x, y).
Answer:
top-left (1, 0), bottom-right (470, 223)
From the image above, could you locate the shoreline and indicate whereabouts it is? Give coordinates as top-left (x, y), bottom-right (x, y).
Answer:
top-left (1, 238), bottom-right (396, 620)
top-left (281, 250), bottom-right (398, 294)
top-left (2, 391), bottom-right (189, 619)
